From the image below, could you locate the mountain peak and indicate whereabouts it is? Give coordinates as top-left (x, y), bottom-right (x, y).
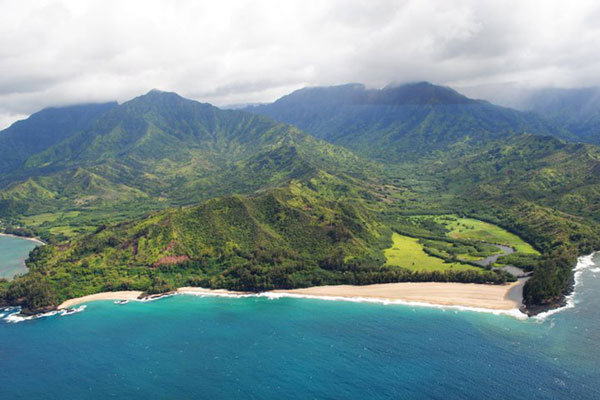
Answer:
top-left (270, 82), bottom-right (477, 107)
top-left (124, 89), bottom-right (209, 111)
top-left (140, 88), bottom-right (184, 100)
top-left (374, 81), bottom-right (476, 105)
top-left (144, 88), bottom-right (184, 97)
top-left (274, 83), bottom-right (367, 107)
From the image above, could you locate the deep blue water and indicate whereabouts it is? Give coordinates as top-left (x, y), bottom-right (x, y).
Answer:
top-left (1, 240), bottom-right (599, 399)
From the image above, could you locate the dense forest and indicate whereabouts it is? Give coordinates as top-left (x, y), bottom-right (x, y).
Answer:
top-left (1, 83), bottom-right (599, 314)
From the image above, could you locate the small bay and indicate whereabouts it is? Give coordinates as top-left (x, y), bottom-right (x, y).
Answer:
top-left (0, 234), bottom-right (39, 279)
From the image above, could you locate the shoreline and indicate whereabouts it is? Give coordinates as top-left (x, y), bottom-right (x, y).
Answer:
top-left (0, 232), bottom-right (45, 245)
top-left (58, 291), bottom-right (144, 309)
top-left (272, 281), bottom-right (523, 311)
top-left (57, 281), bottom-right (524, 313)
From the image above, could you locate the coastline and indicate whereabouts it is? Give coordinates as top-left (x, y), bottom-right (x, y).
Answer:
top-left (177, 287), bottom-right (253, 296)
top-left (57, 281), bottom-right (523, 312)
top-left (0, 232), bottom-right (45, 245)
top-left (58, 291), bottom-right (144, 309)
top-left (531, 252), bottom-right (597, 320)
top-left (271, 281), bottom-right (523, 311)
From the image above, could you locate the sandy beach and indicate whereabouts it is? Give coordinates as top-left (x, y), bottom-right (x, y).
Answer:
top-left (0, 232), bottom-right (45, 245)
top-left (177, 287), bottom-right (252, 296)
top-left (272, 281), bottom-right (525, 310)
top-left (58, 291), bottom-right (144, 309)
top-left (57, 281), bottom-right (525, 311)
top-left (57, 288), bottom-right (244, 309)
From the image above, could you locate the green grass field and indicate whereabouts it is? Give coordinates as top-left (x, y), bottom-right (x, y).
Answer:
top-left (385, 232), bottom-right (478, 272)
top-left (20, 211), bottom-right (95, 239)
top-left (435, 216), bottom-right (539, 254)
top-left (20, 212), bottom-right (61, 226)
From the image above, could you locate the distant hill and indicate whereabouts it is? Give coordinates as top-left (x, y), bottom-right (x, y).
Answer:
top-left (0, 90), bottom-right (372, 223)
top-left (0, 102), bottom-right (117, 176)
top-left (520, 87), bottom-right (600, 145)
top-left (245, 82), bottom-right (574, 161)
top-left (10, 176), bottom-right (394, 304)
top-left (23, 90), bottom-right (358, 173)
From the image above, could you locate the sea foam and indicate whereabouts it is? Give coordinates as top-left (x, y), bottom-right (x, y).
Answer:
top-left (258, 292), bottom-right (528, 319)
top-left (176, 288), bottom-right (527, 319)
top-left (534, 253), bottom-right (597, 322)
top-left (137, 293), bottom-right (177, 302)
top-left (2, 305), bottom-right (87, 324)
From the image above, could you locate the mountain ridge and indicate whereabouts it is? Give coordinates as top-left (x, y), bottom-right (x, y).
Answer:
top-left (245, 81), bottom-right (575, 161)
top-left (0, 102), bottom-right (117, 176)
top-left (1, 86), bottom-right (599, 313)
top-left (0, 90), bottom-right (377, 231)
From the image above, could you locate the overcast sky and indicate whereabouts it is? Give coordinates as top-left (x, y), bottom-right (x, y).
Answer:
top-left (1, 0), bottom-right (599, 128)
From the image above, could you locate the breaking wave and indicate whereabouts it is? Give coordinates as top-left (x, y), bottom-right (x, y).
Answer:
top-left (1, 305), bottom-right (86, 324)
top-left (177, 289), bottom-right (526, 319)
top-left (534, 253), bottom-right (596, 322)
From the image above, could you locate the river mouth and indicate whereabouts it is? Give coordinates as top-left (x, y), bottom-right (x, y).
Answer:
top-left (465, 243), bottom-right (529, 278)
top-left (473, 243), bottom-right (515, 267)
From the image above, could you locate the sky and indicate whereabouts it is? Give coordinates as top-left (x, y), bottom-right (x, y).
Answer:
top-left (1, 0), bottom-right (599, 129)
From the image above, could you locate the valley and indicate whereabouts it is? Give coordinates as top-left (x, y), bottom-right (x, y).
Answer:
top-left (1, 83), bottom-right (599, 316)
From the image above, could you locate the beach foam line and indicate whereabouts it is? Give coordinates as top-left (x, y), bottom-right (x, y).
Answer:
top-left (178, 292), bottom-right (255, 299)
top-left (177, 287), bottom-right (527, 319)
top-left (257, 292), bottom-right (528, 320)
top-left (136, 292), bottom-right (178, 302)
top-left (2, 305), bottom-right (86, 324)
top-left (6, 280), bottom-right (530, 323)
top-left (534, 252), bottom-right (596, 322)
top-left (177, 287), bottom-right (254, 298)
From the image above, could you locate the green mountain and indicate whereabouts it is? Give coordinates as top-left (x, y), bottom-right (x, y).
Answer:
top-left (436, 134), bottom-right (600, 220)
top-left (246, 82), bottom-right (573, 161)
top-left (7, 176), bottom-right (386, 303)
top-left (0, 90), bottom-right (372, 232)
top-left (0, 102), bottom-right (117, 179)
top-left (422, 133), bottom-right (600, 307)
top-left (4, 174), bottom-right (521, 313)
top-left (2, 88), bottom-right (600, 314)
top-left (245, 82), bottom-right (600, 309)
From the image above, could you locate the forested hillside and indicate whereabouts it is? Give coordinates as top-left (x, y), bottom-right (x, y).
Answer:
top-left (2, 85), bottom-right (599, 314)
top-left (246, 82), bottom-right (573, 162)
top-left (2, 175), bottom-right (517, 313)
top-left (0, 90), bottom-right (375, 239)
top-left (0, 102), bottom-right (117, 179)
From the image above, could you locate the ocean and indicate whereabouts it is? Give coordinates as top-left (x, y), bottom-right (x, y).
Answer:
top-left (1, 235), bottom-right (599, 399)
top-left (0, 234), bottom-right (39, 279)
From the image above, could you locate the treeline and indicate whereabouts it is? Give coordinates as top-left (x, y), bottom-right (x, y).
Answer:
top-left (0, 199), bottom-right (28, 218)
top-left (1, 249), bottom-right (514, 313)
top-left (383, 198), bottom-right (600, 310)
top-left (522, 248), bottom-right (580, 306)
top-left (0, 224), bottom-right (37, 239)
top-left (463, 203), bottom-right (600, 308)
top-left (1, 273), bottom-right (57, 314)
top-left (198, 257), bottom-right (514, 293)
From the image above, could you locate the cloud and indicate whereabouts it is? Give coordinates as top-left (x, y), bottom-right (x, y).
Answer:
top-left (0, 0), bottom-right (599, 127)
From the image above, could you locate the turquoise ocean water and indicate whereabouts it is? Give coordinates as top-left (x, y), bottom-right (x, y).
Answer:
top-left (0, 234), bottom-right (39, 279)
top-left (1, 235), bottom-right (599, 399)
